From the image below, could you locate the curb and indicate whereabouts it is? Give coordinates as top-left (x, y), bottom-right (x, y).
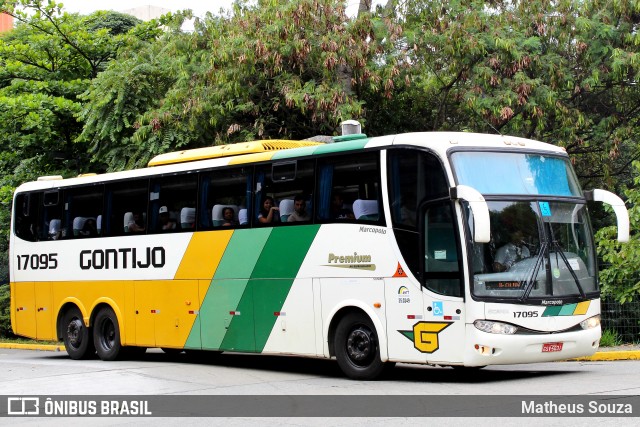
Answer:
top-left (573, 350), bottom-right (640, 361)
top-left (0, 343), bottom-right (65, 352)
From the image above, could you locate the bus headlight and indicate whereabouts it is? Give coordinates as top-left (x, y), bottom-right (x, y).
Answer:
top-left (580, 315), bottom-right (601, 330)
top-left (474, 320), bottom-right (518, 335)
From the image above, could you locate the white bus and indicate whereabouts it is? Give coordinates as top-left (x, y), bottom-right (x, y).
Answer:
top-left (10, 125), bottom-right (629, 379)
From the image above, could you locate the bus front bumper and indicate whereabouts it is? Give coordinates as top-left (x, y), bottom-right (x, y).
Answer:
top-left (462, 324), bottom-right (601, 366)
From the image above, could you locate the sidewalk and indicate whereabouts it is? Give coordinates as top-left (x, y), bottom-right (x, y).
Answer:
top-left (1, 342), bottom-right (640, 361)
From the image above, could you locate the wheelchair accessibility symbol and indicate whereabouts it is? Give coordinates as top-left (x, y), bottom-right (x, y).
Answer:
top-left (432, 301), bottom-right (443, 316)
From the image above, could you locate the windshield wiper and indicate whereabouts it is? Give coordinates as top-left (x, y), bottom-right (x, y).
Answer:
top-left (519, 241), bottom-right (548, 302)
top-left (547, 222), bottom-right (586, 299)
top-left (551, 240), bottom-right (586, 300)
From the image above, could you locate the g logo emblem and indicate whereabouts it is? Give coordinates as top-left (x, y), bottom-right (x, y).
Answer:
top-left (412, 322), bottom-right (451, 353)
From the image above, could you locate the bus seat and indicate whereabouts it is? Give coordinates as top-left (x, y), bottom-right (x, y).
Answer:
top-left (238, 208), bottom-right (248, 225)
top-left (49, 219), bottom-right (61, 240)
top-left (72, 216), bottom-right (86, 236)
top-left (353, 199), bottom-right (379, 221)
top-left (181, 207), bottom-right (196, 229)
top-left (212, 204), bottom-right (238, 226)
top-left (96, 215), bottom-right (102, 235)
top-left (124, 212), bottom-right (133, 233)
top-left (279, 199), bottom-right (294, 222)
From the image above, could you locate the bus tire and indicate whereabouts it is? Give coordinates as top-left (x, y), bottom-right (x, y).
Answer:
top-left (62, 307), bottom-right (94, 360)
top-left (93, 307), bottom-right (122, 361)
top-left (334, 312), bottom-right (386, 380)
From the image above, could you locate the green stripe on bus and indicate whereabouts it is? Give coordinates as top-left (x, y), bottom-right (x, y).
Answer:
top-left (250, 225), bottom-right (320, 279)
top-left (542, 306), bottom-right (562, 317)
top-left (213, 228), bottom-right (272, 279)
top-left (185, 229), bottom-right (272, 350)
top-left (222, 225), bottom-right (320, 352)
top-left (559, 303), bottom-right (577, 316)
top-left (197, 278), bottom-right (253, 350)
top-left (272, 146), bottom-right (320, 160)
top-left (218, 279), bottom-right (256, 352)
top-left (312, 139), bottom-right (369, 154)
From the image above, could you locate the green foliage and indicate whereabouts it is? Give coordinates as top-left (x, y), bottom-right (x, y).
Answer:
top-left (599, 328), bottom-right (622, 347)
top-left (81, 0), bottom-right (401, 169)
top-left (597, 161), bottom-right (640, 303)
top-left (0, 284), bottom-right (12, 338)
top-left (0, 0), bottom-right (148, 284)
top-left (366, 0), bottom-right (640, 190)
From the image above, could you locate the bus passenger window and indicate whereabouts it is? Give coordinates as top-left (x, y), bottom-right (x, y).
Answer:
top-left (316, 152), bottom-right (381, 224)
top-left (200, 167), bottom-right (251, 229)
top-left (254, 160), bottom-right (314, 226)
top-left (64, 185), bottom-right (103, 239)
top-left (148, 173), bottom-right (197, 234)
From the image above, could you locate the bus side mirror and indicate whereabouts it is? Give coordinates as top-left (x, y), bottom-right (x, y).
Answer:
top-left (450, 185), bottom-right (490, 243)
top-left (584, 189), bottom-right (630, 243)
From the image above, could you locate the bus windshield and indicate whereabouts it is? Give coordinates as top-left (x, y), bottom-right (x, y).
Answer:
top-left (470, 200), bottom-right (597, 301)
top-left (451, 151), bottom-right (582, 196)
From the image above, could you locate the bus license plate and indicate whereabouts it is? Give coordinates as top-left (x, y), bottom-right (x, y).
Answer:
top-left (542, 342), bottom-right (563, 353)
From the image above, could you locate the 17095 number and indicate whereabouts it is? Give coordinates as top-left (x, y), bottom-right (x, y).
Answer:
top-left (16, 253), bottom-right (58, 270)
top-left (513, 311), bottom-right (539, 318)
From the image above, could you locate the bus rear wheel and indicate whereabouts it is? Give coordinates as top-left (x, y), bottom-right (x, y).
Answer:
top-left (62, 307), bottom-right (94, 360)
top-left (334, 312), bottom-right (386, 380)
top-left (93, 307), bottom-right (122, 361)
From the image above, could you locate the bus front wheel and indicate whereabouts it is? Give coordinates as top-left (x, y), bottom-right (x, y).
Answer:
top-left (62, 307), bottom-right (94, 360)
top-left (334, 312), bottom-right (386, 380)
top-left (93, 307), bottom-right (122, 361)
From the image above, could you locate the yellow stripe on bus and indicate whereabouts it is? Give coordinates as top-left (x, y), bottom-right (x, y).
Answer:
top-left (174, 230), bottom-right (234, 280)
top-left (228, 152), bottom-right (275, 165)
top-left (574, 300), bottom-right (590, 315)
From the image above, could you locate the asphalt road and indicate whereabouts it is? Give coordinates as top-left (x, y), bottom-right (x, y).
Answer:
top-left (1, 348), bottom-right (639, 425)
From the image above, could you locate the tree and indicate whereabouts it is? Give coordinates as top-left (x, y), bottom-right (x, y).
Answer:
top-left (366, 0), bottom-right (640, 190)
top-left (80, 0), bottom-right (402, 169)
top-left (0, 1), bottom-right (143, 287)
top-left (597, 161), bottom-right (640, 303)
top-left (0, 284), bottom-right (12, 338)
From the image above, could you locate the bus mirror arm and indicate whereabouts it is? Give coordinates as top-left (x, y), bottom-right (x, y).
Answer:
top-left (450, 185), bottom-right (491, 244)
top-left (585, 189), bottom-right (630, 243)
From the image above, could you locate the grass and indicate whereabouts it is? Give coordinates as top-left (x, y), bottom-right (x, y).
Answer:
top-left (599, 329), bottom-right (622, 347)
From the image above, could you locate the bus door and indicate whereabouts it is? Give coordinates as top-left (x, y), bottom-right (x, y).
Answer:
top-left (420, 200), bottom-right (465, 364)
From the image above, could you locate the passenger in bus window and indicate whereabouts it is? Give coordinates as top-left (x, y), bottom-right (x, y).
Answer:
top-left (493, 230), bottom-right (530, 272)
top-left (288, 195), bottom-right (310, 222)
top-left (80, 218), bottom-right (97, 237)
top-left (159, 206), bottom-right (176, 231)
top-left (222, 207), bottom-right (238, 226)
top-left (258, 196), bottom-right (280, 224)
top-left (128, 211), bottom-right (146, 233)
top-left (331, 193), bottom-right (354, 219)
